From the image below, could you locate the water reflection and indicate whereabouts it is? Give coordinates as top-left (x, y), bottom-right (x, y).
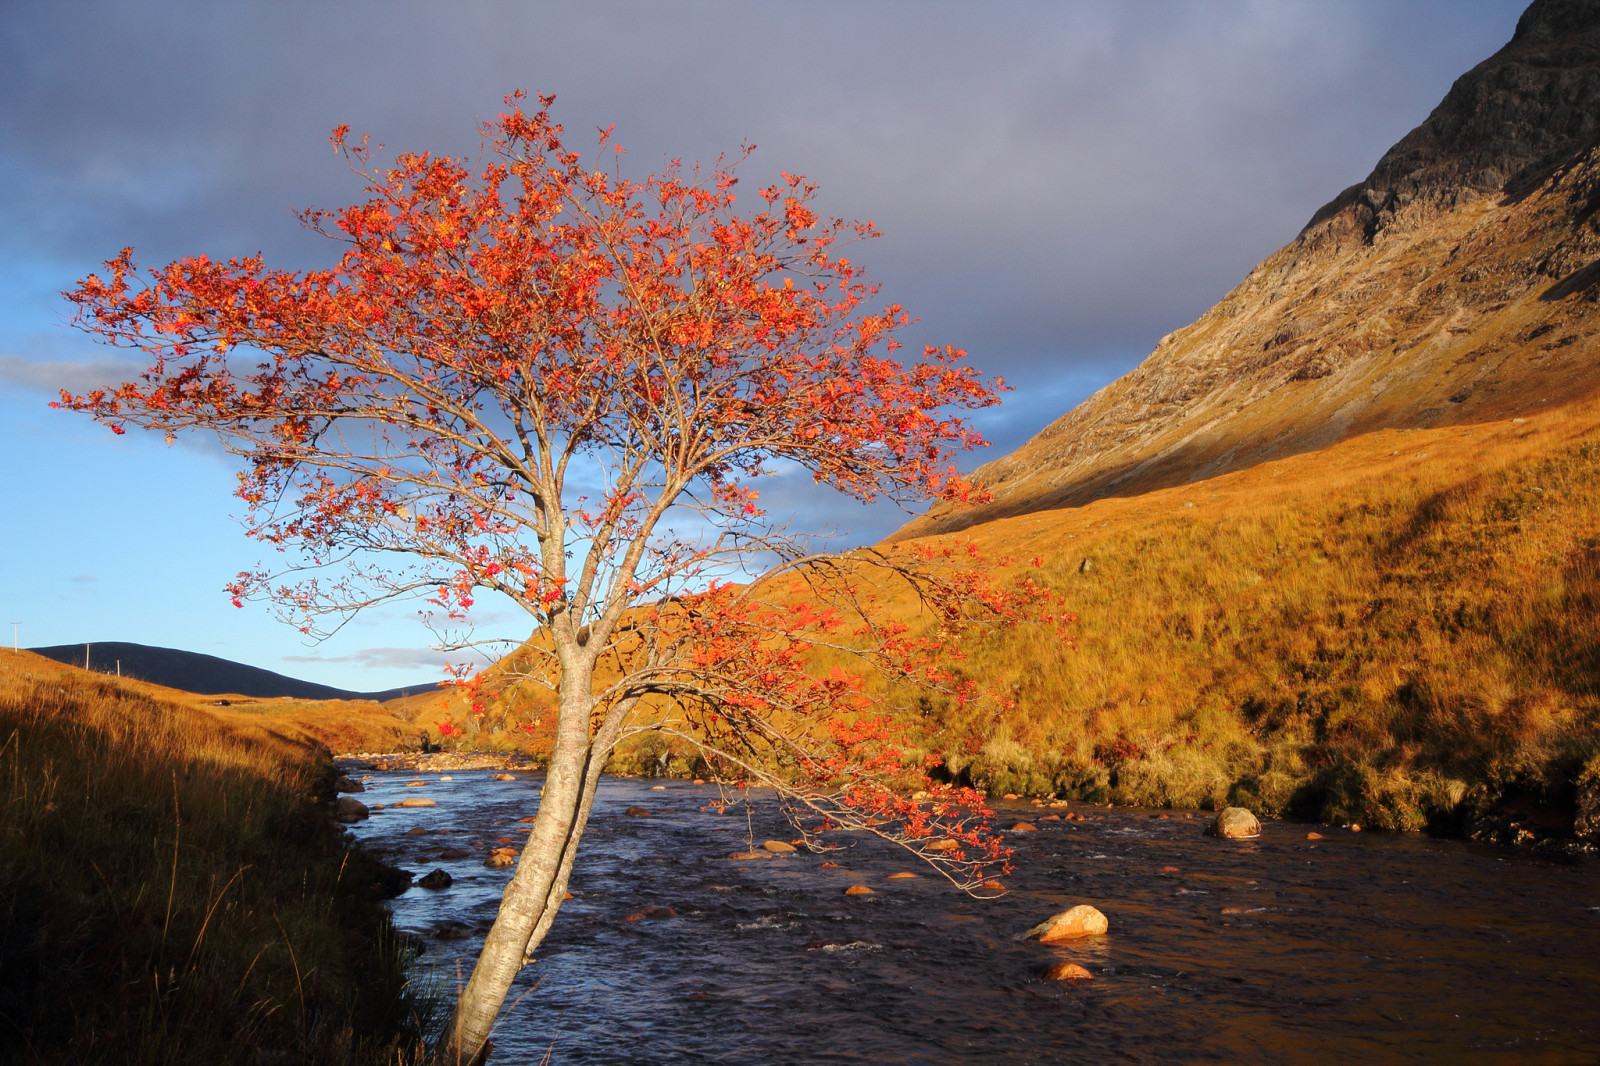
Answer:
top-left (345, 770), bottom-right (1600, 1064)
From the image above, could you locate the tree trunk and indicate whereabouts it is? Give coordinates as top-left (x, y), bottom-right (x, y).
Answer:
top-left (442, 691), bottom-right (598, 1062)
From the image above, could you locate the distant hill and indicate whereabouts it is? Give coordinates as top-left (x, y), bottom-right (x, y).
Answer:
top-left (898, 0), bottom-right (1600, 539)
top-left (26, 642), bottom-right (434, 703)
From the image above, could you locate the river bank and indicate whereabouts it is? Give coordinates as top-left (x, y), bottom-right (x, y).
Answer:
top-left (0, 651), bottom-right (434, 1064)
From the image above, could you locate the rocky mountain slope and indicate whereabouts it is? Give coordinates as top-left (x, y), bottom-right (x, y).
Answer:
top-left (899, 0), bottom-right (1600, 539)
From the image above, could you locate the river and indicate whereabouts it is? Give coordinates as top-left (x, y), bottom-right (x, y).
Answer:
top-left (342, 766), bottom-right (1600, 1064)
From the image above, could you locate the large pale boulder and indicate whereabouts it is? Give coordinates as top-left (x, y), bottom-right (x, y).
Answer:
top-left (1024, 904), bottom-right (1108, 942)
top-left (1206, 807), bottom-right (1262, 840)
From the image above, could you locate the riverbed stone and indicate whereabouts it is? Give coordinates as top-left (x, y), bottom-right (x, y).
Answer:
top-left (886, 871), bottom-right (917, 879)
top-left (623, 906), bottom-right (677, 921)
top-left (844, 884), bottom-right (874, 896)
top-left (335, 775), bottom-right (365, 793)
top-left (1044, 962), bottom-right (1094, 981)
top-left (762, 840), bottom-right (797, 853)
top-left (625, 807), bottom-right (653, 816)
top-left (1025, 904), bottom-right (1109, 942)
top-left (1206, 807), bottom-right (1261, 840)
top-left (726, 851), bottom-right (769, 860)
top-left (484, 847), bottom-right (518, 868)
top-left (1010, 821), bottom-right (1039, 832)
top-left (923, 838), bottom-right (958, 852)
top-left (418, 869), bottom-right (453, 890)
top-left (397, 797), bottom-right (437, 808)
top-left (334, 796), bottom-right (369, 822)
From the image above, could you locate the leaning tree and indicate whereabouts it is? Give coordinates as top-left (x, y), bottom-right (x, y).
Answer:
top-left (61, 94), bottom-right (1059, 1062)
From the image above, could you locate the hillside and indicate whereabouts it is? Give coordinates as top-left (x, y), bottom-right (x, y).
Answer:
top-left (900, 0), bottom-right (1600, 539)
top-left (28, 640), bottom-right (433, 703)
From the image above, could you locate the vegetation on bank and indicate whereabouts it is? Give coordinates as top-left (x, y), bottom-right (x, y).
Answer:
top-left (398, 404), bottom-right (1600, 842)
top-left (903, 403), bottom-right (1600, 841)
top-left (0, 652), bottom-right (435, 1064)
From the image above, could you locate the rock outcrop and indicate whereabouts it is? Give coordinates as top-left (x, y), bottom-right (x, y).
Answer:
top-left (899, 0), bottom-right (1600, 539)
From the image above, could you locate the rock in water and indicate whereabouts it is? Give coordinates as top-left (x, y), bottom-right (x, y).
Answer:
top-left (335, 775), bottom-right (365, 793)
top-left (1009, 821), bottom-right (1039, 832)
top-left (923, 838), bottom-right (958, 852)
top-left (484, 847), bottom-right (518, 868)
top-left (1044, 962), bottom-right (1095, 981)
top-left (397, 797), bottom-right (437, 808)
top-left (1025, 905), bottom-right (1109, 942)
top-left (844, 884), bottom-right (875, 896)
top-left (625, 807), bottom-right (652, 816)
top-left (334, 796), bottom-right (369, 822)
top-left (418, 869), bottom-right (452, 890)
top-left (1206, 807), bottom-right (1261, 840)
top-left (762, 840), bottom-right (797, 853)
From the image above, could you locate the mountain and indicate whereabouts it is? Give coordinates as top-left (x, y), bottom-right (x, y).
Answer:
top-left (26, 642), bottom-right (432, 703)
top-left (898, 0), bottom-right (1600, 540)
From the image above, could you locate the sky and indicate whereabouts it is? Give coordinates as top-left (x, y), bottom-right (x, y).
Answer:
top-left (0, 0), bottom-right (1530, 692)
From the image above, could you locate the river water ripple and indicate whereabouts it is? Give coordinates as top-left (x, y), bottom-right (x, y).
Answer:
top-left (344, 768), bottom-right (1600, 1064)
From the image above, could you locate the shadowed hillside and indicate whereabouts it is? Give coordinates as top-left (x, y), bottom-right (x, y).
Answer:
top-left (28, 641), bottom-right (432, 703)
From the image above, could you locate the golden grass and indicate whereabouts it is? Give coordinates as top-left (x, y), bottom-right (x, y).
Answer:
top-left (0, 652), bottom-right (434, 1063)
top-left (890, 396), bottom-right (1600, 835)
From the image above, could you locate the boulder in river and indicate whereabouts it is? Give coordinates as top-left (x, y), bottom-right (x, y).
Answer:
top-left (625, 807), bottom-right (653, 816)
top-left (1024, 904), bottom-right (1108, 942)
top-left (1009, 821), bottom-right (1039, 832)
top-left (484, 847), bottom-right (518, 868)
top-left (844, 884), bottom-right (875, 896)
top-left (418, 869), bottom-right (453, 890)
top-left (335, 775), bottom-right (365, 793)
top-left (726, 851), bottom-right (768, 860)
top-left (1044, 962), bottom-right (1094, 981)
top-left (923, 838), bottom-right (958, 852)
top-left (334, 796), bottom-right (369, 823)
top-left (1206, 807), bottom-right (1261, 840)
top-left (886, 871), bottom-right (917, 879)
top-left (762, 840), bottom-right (797, 853)
top-left (397, 797), bottom-right (437, 808)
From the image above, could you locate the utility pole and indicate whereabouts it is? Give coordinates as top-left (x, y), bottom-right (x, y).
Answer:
top-left (116, 659), bottom-right (121, 678)
top-left (85, 643), bottom-right (91, 672)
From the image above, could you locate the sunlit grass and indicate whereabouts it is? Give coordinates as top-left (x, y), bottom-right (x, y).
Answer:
top-left (0, 652), bottom-right (437, 1063)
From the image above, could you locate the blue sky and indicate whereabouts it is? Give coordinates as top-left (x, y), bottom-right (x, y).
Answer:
top-left (0, 0), bottom-right (1528, 691)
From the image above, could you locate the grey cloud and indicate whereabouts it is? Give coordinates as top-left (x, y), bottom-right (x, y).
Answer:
top-left (0, 354), bottom-right (148, 396)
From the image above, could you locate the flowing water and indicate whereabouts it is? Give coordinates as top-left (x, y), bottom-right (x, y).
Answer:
top-left (344, 767), bottom-right (1600, 1064)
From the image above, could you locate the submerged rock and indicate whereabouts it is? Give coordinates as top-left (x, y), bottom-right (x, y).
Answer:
top-left (1009, 821), bottom-right (1039, 832)
top-left (844, 885), bottom-right (875, 896)
top-left (418, 869), bottom-right (453, 890)
top-left (1044, 962), bottom-right (1094, 981)
top-left (1206, 807), bottom-right (1261, 840)
top-left (1024, 904), bottom-right (1109, 942)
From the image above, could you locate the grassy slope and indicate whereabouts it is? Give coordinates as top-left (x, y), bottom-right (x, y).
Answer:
top-left (0, 652), bottom-right (432, 1064)
top-left (890, 396), bottom-right (1600, 838)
